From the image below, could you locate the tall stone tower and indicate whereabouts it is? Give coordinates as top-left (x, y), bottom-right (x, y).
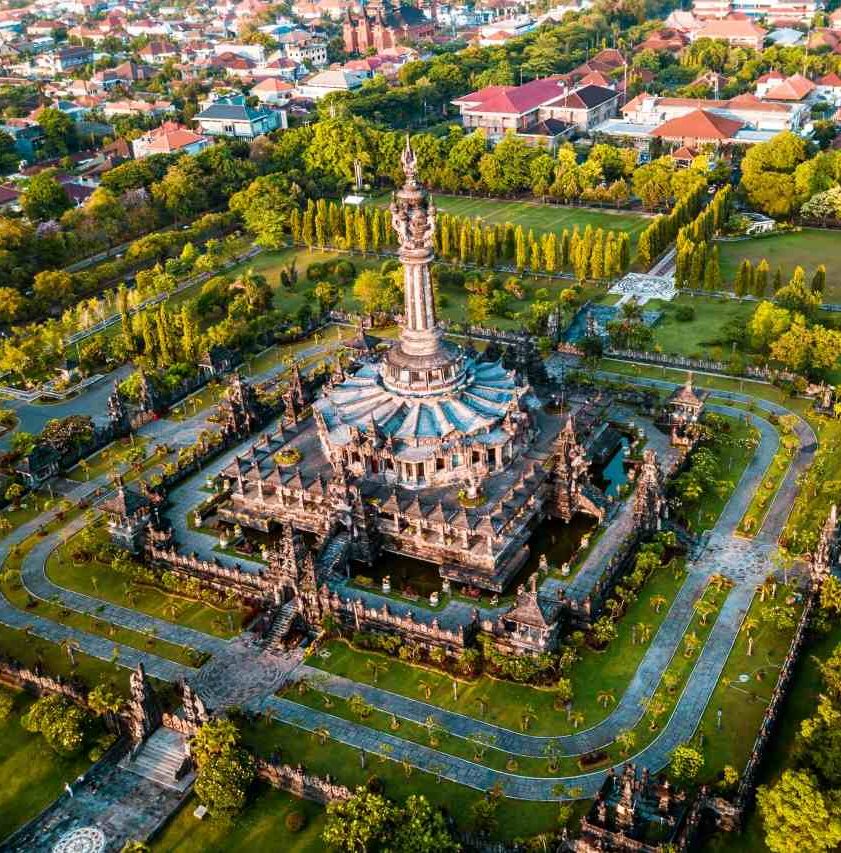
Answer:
top-left (381, 137), bottom-right (466, 397)
top-left (633, 449), bottom-right (666, 535)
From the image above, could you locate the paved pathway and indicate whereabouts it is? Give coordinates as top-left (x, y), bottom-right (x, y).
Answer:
top-left (0, 368), bottom-right (815, 802)
top-left (3, 749), bottom-right (187, 853)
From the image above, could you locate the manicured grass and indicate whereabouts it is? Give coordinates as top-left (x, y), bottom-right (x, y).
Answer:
top-left (152, 787), bottom-right (326, 853)
top-left (717, 229), bottom-right (841, 301)
top-left (598, 359), bottom-right (812, 416)
top-left (66, 436), bottom-right (149, 482)
top-left (370, 192), bottom-right (650, 252)
top-left (241, 719), bottom-right (567, 841)
top-left (0, 690), bottom-right (95, 841)
top-left (0, 621), bottom-right (131, 693)
top-left (222, 246), bottom-right (616, 332)
top-left (45, 525), bottom-right (245, 639)
top-left (783, 412), bottom-right (841, 554)
top-left (705, 617), bottom-right (840, 853)
top-left (679, 415), bottom-right (760, 535)
top-left (310, 557), bottom-right (689, 738)
top-left (739, 422), bottom-right (796, 538)
top-left (647, 296), bottom-right (756, 361)
top-left (1, 515), bottom-right (205, 668)
top-left (697, 589), bottom-right (802, 785)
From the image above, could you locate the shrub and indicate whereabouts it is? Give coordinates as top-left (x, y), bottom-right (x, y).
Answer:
top-left (675, 305), bottom-right (695, 322)
top-left (306, 262), bottom-right (324, 281)
top-left (0, 688), bottom-right (13, 721)
top-left (335, 259), bottom-right (355, 282)
top-left (285, 811), bottom-right (306, 833)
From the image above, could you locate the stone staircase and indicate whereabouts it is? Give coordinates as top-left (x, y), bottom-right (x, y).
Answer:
top-left (265, 598), bottom-right (300, 650)
top-left (316, 531), bottom-right (350, 575)
top-left (119, 727), bottom-right (194, 792)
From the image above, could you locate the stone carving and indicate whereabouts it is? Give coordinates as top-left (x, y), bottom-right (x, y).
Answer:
top-left (127, 662), bottom-right (162, 742)
top-left (633, 449), bottom-right (667, 535)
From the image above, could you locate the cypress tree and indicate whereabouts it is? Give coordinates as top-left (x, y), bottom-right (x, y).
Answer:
top-left (289, 207), bottom-right (301, 244)
top-left (355, 207), bottom-right (368, 253)
top-left (811, 264), bottom-right (826, 294)
top-left (754, 259), bottom-right (769, 297)
top-left (301, 204), bottom-right (315, 248)
top-left (590, 229), bottom-right (605, 281)
top-left (370, 208), bottom-right (381, 253)
top-left (180, 304), bottom-right (199, 362)
top-left (140, 310), bottom-right (156, 361)
top-left (459, 223), bottom-right (471, 265)
top-left (543, 232), bottom-right (557, 274)
top-left (704, 245), bottom-right (722, 292)
top-left (440, 213), bottom-right (451, 258)
top-left (484, 226), bottom-right (497, 268)
top-left (560, 229), bottom-right (571, 269)
top-left (619, 232), bottom-right (631, 273)
top-left (328, 201), bottom-right (342, 244)
top-left (530, 239), bottom-right (541, 272)
top-left (773, 265), bottom-right (783, 292)
top-left (515, 226), bottom-right (527, 271)
top-left (155, 304), bottom-right (173, 367)
top-left (689, 243), bottom-right (705, 291)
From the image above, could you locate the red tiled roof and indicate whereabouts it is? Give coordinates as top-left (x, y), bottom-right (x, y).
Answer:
top-left (453, 77), bottom-right (566, 115)
top-left (819, 72), bottom-right (841, 87)
top-left (763, 73), bottom-right (815, 100)
top-left (651, 108), bottom-right (743, 140)
top-left (695, 16), bottom-right (766, 39)
top-left (727, 92), bottom-right (790, 112)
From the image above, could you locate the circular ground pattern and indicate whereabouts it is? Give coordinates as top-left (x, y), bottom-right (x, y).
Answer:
top-left (52, 826), bottom-right (106, 853)
top-left (192, 640), bottom-right (291, 709)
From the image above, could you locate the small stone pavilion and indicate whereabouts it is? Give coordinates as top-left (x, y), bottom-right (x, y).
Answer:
top-left (660, 374), bottom-right (707, 447)
top-left (100, 476), bottom-right (152, 554)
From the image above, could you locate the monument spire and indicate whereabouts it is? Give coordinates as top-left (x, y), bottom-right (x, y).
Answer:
top-left (382, 136), bottom-right (464, 395)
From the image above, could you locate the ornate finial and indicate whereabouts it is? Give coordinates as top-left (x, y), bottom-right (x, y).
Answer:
top-left (401, 134), bottom-right (416, 182)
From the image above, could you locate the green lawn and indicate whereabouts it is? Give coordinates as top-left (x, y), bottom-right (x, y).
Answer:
top-left (153, 787), bottom-right (326, 853)
top-left (0, 622), bottom-right (131, 694)
top-left (220, 246), bottom-right (616, 332)
top-left (717, 229), bottom-right (841, 301)
top-left (698, 591), bottom-right (802, 784)
top-left (648, 296), bottom-right (756, 361)
top-left (706, 619), bottom-right (841, 853)
top-left (0, 690), bottom-right (96, 841)
top-left (679, 415), bottom-right (759, 535)
top-left (310, 557), bottom-right (689, 738)
top-left (241, 719), bottom-right (567, 841)
top-left (66, 436), bottom-right (149, 482)
top-left (45, 525), bottom-right (245, 639)
top-left (370, 192), bottom-right (650, 252)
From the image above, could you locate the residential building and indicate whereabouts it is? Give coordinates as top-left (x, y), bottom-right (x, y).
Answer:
top-left (757, 72), bottom-right (816, 102)
top-left (452, 77), bottom-right (620, 142)
top-left (131, 121), bottom-right (211, 158)
top-left (138, 41), bottom-right (179, 64)
top-left (343, 2), bottom-right (434, 55)
top-left (817, 72), bottom-right (841, 106)
top-left (692, 0), bottom-right (816, 22)
top-left (193, 94), bottom-right (285, 139)
top-left (46, 44), bottom-right (93, 72)
top-left (251, 77), bottom-right (294, 104)
top-left (295, 67), bottom-right (365, 99)
top-left (690, 15), bottom-right (767, 49)
top-left (0, 120), bottom-right (45, 161)
top-left (102, 99), bottom-right (175, 119)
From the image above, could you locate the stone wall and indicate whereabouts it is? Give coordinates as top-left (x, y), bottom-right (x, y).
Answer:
top-left (256, 757), bottom-right (352, 804)
top-left (0, 658), bottom-right (87, 705)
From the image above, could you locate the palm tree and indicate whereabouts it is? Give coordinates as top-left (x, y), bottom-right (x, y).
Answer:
top-left (642, 695), bottom-right (667, 730)
top-left (544, 740), bottom-right (561, 773)
top-left (312, 726), bottom-right (330, 746)
top-left (636, 622), bottom-right (653, 644)
top-left (694, 599), bottom-right (716, 626)
top-left (366, 658), bottom-right (388, 685)
top-left (597, 690), bottom-right (616, 709)
top-left (520, 704), bottom-right (538, 732)
top-left (616, 729), bottom-right (636, 756)
top-left (683, 632), bottom-right (701, 658)
top-left (60, 638), bottom-right (81, 667)
top-left (418, 679), bottom-right (434, 700)
top-left (662, 672), bottom-right (679, 694)
top-left (742, 616), bottom-right (759, 656)
top-left (349, 694), bottom-right (373, 720)
top-left (475, 694), bottom-right (489, 716)
top-left (425, 715), bottom-right (442, 748)
top-left (650, 594), bottom-right (667, 614)
top-left (568, 710), bottom-right (584, 730)
top-left (378, 744), bottom-right (394, 764)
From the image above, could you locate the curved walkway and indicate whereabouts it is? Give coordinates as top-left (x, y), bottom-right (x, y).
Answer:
top-left (0, 374), bottom-right (815, 798)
